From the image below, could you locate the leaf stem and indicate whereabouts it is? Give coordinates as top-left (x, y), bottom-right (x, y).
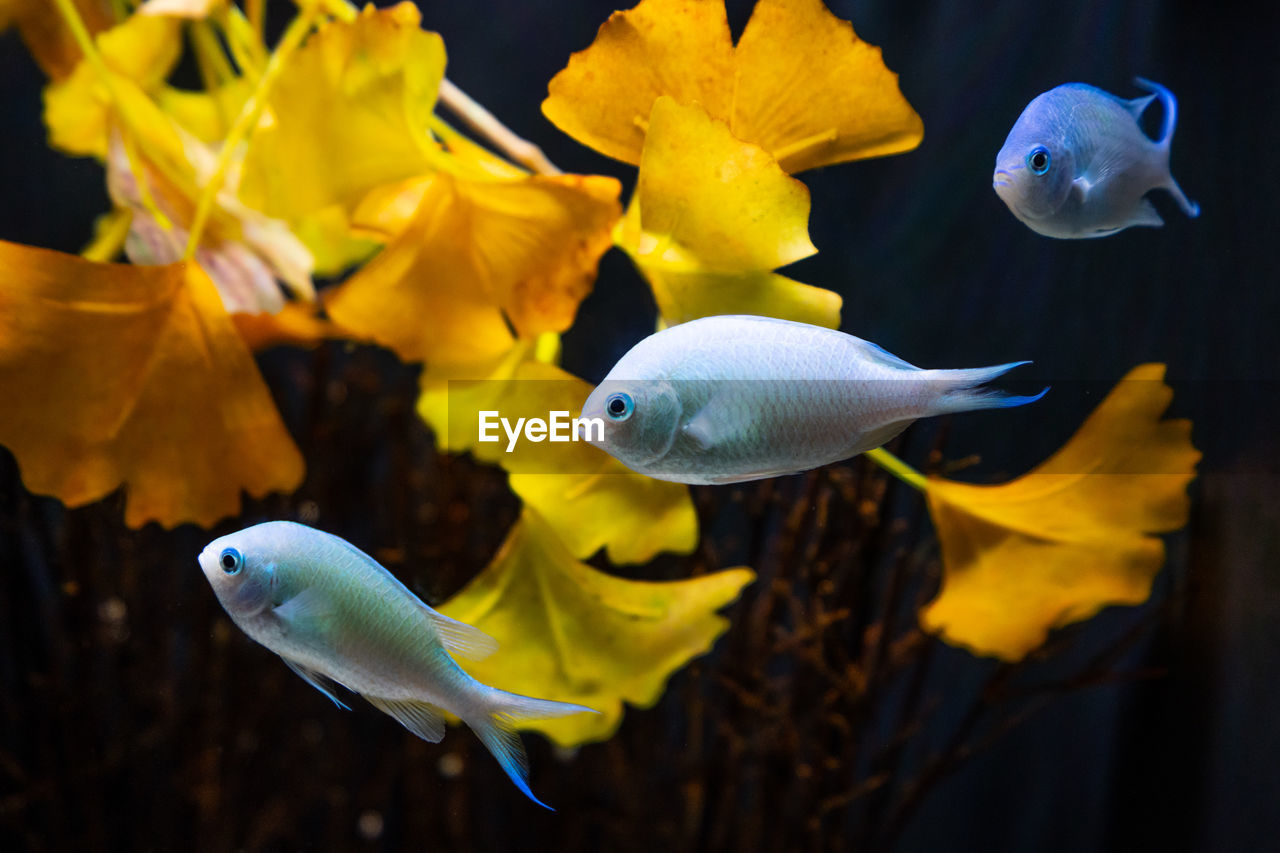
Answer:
top-left (438, 78), bottom-right (562, 176)
top-left (246, 0), bottom-right (266, 37)
top-left (51, 0), bottom-right (118, 90)
top-left (182, 11), bottom-right (316, 260)
top-left (864, 448), bottom-right (927, 492)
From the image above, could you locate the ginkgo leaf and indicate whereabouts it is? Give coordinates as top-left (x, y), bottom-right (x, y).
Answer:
top-left (106, 134), bottom-right (315, 314)
top-left (613, 98), bottom-right (840, 328)
top-left (231, 302), bottom-right (339, 352)
top-left (0, 241), bottom-right (304, 528)
top-left (326, 171), bottom-right (620, 371)
top-left (2, 0), bottom-right (115, 80)
top-left (439, 509), bottom-right (754, 746)
top-left (43, 12), bottom-right (185, 158)
top-left (239, 3), bottom-right (444, 234)
top-left (542, 0), bottom-right (922, 173)
top-left (633, 97), bottom-right (815, 273)
top-left (920, 364), bottom-right (1200, 660)
top-left (417, 357), bottom-right (697, 564)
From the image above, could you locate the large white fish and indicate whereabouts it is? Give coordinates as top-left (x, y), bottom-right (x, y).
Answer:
top-left (579, 315), bottom-right (1045, 484)
top-left (993, 78), bottom-right (1199, 238)
top-left (198, 521), bottom-right (594, 808)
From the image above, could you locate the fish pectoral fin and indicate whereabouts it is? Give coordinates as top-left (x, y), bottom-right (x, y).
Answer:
top-left (367, 696), bottom-right (448, 743)
top-left (1070, 175), bottom-right (1093, 205)
top-left (421, 607), bottom-right (499, 661)
top-left (273, 587), bottom-right (331, 631)
top-left (682, 391), bottom-right (749, 451)
top-left (281, 657), bottom-right (350, 710)
top-left (682, 411), bottom-right (716, 451)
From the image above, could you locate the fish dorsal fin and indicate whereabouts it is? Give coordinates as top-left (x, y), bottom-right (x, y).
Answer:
top-left (849, 337), bottom-right (919, 371)
top-left (423, 607), bottom-right (498, 661)
top-left (366, 696), bottom-right (447, 743)
top-left (281, 656), bottom-right (350, 710)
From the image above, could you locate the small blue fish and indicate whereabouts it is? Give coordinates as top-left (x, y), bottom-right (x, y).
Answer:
top-left (198, 521), bottom-right (595, 808)
top-left (993, 78), bottom-right (1199, 238)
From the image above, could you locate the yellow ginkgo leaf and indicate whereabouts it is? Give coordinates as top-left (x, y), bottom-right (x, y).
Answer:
top-left (614, 98), bottom-right (840, 327)
top-left (417, 357), bottom-right (697, 564)
top-left (0, 241), bottom-right (304, 528)
top-left (239, 3), bottom-right (444, 243)
top-left (921, 364), bottom-right (1200, 660)
top-left (439, 509), bottom-right (754, 746)
top-left (43, 12), bottom-right (185, 159)
top-left (634, 97), bottom-right (815, 272)
top-left (326, 171), bottom-right (620, 371)
top-left (542, 0), bottom-right (922, 173)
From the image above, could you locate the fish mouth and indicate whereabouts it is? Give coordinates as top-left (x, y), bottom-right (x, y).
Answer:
top-left (992, 169), bottom-right (1014, 189)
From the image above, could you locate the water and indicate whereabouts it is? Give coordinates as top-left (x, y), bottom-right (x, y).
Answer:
top-left (1, 1), bottom-right (1276, 850)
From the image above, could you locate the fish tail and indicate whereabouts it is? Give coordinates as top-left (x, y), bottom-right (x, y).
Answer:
top-left (929, 361), bottom-right (1048, 415)
top-left (1133, 77), bottom-right (1201, 218)
top-left (467, 690), bottom-right (598, 810)
top-left (1133, 77), bottom-right (1178, 148)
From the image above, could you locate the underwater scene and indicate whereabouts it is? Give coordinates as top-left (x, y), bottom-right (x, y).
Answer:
top-left (1, 0), bottom-right (1276, 850)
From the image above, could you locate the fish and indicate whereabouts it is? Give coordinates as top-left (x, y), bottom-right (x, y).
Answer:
top-left (579, 315), bottom-right (1046, 484)
top-left (993, 78), bottom-right (1200, 238)
top-left (197, 521), bottom-right (595, 809)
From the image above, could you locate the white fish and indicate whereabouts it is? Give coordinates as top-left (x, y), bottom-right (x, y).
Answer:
top-left (993, 78), bottom-right (1199, 238)
top-left (579, 315), bottom-right (1045, 484)
top-left (198, 521), bottom-right (595, 808)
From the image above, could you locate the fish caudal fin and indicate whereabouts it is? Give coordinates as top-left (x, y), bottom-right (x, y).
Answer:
top-left (929, 361), bottom-right (1048, 415)
top-left (1133, 77), bottom-right (1201, 219)
top-left (467, 690), bottom-right (598, 810)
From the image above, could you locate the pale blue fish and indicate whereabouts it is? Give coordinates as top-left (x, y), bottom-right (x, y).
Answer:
top-left (993, 78), bottom-right (1200, 238)
top-left (198, 521), bottom-right (595, 808)
top-left (579, 315), bottom-right (1046, 484)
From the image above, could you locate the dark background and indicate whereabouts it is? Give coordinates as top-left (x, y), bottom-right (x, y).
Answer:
top-left (2, 1), bottom-right (1277, 850)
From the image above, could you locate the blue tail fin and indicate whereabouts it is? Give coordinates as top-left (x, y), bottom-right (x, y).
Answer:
top-left (471, 716), bottom-right (552, 809)
top-left (467, 690), bottom-right (598, 809)
top-left (931, 361), bottom-right (1048, 415)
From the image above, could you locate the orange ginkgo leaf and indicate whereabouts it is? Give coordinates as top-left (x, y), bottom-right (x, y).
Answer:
top-left (921, 364), bottom-right (1200, 660)
top-left (542, 0), bottom-right (922, 173)
top-left (2, 0), bottom-right (115, 80)
top-left (0, 241), bottom-right (304, 528)
top-left (326, 171), bottom-right (620, 374)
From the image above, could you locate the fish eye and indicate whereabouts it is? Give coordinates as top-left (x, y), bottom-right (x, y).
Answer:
top-left (219, 547), bottom-right (243, 575)
top-left (604, 392), bottom-right (635, 422)
top-left (1026, 145), bottom-right (1051, 176)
